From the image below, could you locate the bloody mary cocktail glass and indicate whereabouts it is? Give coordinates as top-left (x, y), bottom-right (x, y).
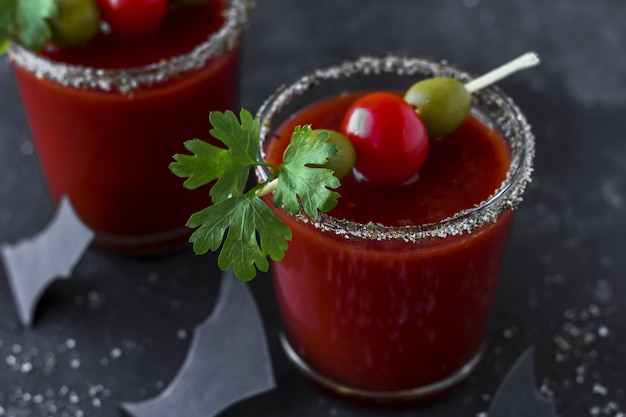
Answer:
top-left (255, 55), bottom-right (534, 406)
top-left (7, 0), bottom-right (253, 254)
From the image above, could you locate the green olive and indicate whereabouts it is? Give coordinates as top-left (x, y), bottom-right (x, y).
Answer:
top-left (49, 0), bottom-right (101, 49)
top-left (311, 129), bottom-right (356, 180)
top-left (404, 77), bottom-right (472, 138)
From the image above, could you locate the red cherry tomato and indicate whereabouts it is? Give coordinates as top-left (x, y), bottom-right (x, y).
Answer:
top-left (340, 92), bottom-right (429, 185)
top-left (98, 0), bottom-right (168, 37)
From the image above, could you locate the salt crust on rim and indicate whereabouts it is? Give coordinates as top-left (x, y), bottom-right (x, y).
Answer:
top-left (7, 0), bottom-right (254, 94)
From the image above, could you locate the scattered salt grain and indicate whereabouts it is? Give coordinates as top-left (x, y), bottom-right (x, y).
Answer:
top-left (593, 383), bottom-right (609, 396)
top-left (70, 358), bottom-right (81, 369)
top-left (597, 326), bottom-right (610, 338)
top-left (110, 348), bottom-right (122, 359)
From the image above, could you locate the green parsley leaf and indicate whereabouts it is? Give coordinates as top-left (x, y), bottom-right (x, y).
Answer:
top-left (0, 0), bottom-right (18, 54)
top-left (171, 110), bottom-right (341, 281)
top-left (0, 0), bottom-right (57, 54)
top-left (14, 0), bottom-right (57, 52)
top-left (273, 125), bottom-right (340, 218)
top-left (0, 37), bottom-right (9, 54)
top-left (169, 109), bottom-right (260, 204)
top-left (186, 191), bottom-right (291, 281)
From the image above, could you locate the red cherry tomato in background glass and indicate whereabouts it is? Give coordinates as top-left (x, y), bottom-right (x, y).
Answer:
top-left (340, 92), bottom-right (429, 185)
top-left (97, 0), bottom-right (168, 37)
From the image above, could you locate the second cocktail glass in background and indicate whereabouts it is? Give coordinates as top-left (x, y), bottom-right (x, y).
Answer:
top-left (256, 55), bottom-right (535, 406)
top-left (8, 0), bottom-right (253, 254)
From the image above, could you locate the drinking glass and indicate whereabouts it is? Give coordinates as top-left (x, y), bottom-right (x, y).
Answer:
top-left (7, 0), bottom-right (253, 254)
top-left (255, 55), bottom-right (534, 406)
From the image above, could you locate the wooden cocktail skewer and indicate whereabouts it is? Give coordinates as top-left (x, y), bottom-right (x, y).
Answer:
top-left (464, 52), bottom-right (540, 93)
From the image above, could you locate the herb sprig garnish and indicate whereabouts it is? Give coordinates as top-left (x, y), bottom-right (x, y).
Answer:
top-left (170, 109), bottom-right (340, 281)
top-left (0, 0), bottom-right (58, 54)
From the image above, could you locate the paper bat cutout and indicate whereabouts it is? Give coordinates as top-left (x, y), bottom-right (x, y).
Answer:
top-left (0, 196), bottom-right (94, 327)
top-left (121, 270), bottom-right (276, 417)
top-left (488, 346), bottom-right (558, 417)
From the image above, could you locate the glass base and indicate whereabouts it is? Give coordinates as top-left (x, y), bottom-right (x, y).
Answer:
top-left (279, 333), bottom-right (484, 407)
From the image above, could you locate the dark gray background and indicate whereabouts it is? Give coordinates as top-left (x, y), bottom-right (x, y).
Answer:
top-left (1, 0), bottom-right (625, 416)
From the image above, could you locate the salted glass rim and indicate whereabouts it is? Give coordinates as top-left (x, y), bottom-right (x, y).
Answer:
top-left (255, 54), bottom-right (535, 242)
top-left (7, 0), bottom-right (254, 93)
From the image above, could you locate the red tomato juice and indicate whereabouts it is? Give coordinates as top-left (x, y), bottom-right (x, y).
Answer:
top-left (10, 1), bottom-right (240, 254)
top-left (265, 92), bottom-right (515, 396)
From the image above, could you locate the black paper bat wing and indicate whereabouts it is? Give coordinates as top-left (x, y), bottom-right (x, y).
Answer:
top-left (121, 270), bottom-right (276, 417)
top-left (0, 196), bottom-right (93, 326)
top-left (488, 346), bottom-right (558, 417)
